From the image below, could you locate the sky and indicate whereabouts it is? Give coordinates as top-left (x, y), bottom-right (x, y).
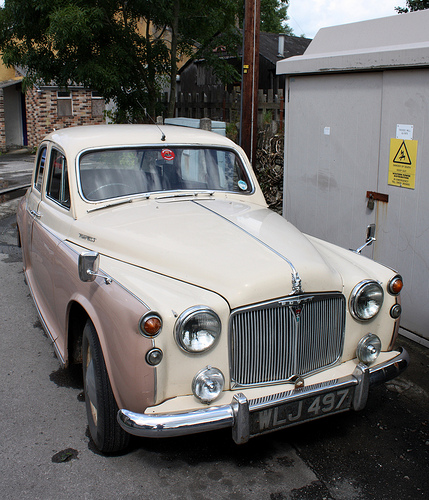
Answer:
top-left (287, 0), bottom-right (408, 38)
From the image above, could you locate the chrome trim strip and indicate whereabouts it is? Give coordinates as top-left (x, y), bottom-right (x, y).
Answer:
top-left (117, 348), bottom-right (409, 442)
top-left (194, 201), bottom-right (303, 294)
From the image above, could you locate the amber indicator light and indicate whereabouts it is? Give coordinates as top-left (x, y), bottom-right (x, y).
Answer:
top-left (390, 278), bottom-right (403, 295)
top-left (143, 317), bottom-right (162, 336)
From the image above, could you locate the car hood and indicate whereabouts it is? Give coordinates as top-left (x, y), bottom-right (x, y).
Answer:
top-left (69, 198), bottom-right (343, 308)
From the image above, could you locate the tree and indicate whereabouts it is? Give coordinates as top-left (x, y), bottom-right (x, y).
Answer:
top-left (396, 0), bottom-right (429, 13)
top-left (0, 0), bottom-right (240, 120)
top-left (162, 0), bottom-right (241, 117)
top-left (0, 0), bottom-right (291, 121)
top-left (260, 0), bottom-right (291, 34)
top-left (0, 0), bottom-right (171, 121)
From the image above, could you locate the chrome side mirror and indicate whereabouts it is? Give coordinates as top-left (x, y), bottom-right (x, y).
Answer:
top-left (366, 223), bottom-right (376, 243)
top-left (354, 224), bottom-right (376, 254)
top-left (78, 251), bottom-right (100, 282)
top-left (78, 252), bottom-right (112, 284)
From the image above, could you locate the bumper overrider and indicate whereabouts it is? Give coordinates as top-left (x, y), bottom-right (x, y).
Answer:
top-left (117, 348), bottom-right (409, 444)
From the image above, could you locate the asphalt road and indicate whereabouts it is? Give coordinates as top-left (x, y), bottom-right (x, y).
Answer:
top-left (1, 211), bottom-right (428, 500)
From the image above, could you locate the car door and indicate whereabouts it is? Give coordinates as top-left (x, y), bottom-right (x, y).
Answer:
top-left (22, 144), bottom-right (47, 279)
top-left (29, 145), bottom-right (73, 345)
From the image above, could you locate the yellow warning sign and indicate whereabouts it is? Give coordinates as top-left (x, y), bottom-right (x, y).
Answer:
top-left (388, 138), bottom-right (417, 189)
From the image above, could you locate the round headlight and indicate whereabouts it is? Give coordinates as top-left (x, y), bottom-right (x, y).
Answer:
top-left (175, 306), bottom-right (221, 353)
top-left (349, 280), bottom-right (384, 321)
top-left (356, 333), bottom-right (381, 365)
top-left (192, 366), bottom-right (225, 404)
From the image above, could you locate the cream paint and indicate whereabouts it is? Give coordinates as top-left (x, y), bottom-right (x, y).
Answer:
top-left (17, 124), bottom-right (402, 420)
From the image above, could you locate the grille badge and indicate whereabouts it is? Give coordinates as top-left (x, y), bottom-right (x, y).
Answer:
top-left (278, 296), bottom-right (314, 323)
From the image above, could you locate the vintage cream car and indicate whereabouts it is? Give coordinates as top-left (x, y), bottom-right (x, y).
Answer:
top-left (17, 124), bottom-right (408, 453)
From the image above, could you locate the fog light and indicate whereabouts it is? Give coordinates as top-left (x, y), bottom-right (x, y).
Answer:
top-left (192, 366), bottom-right (224, 404)
top-left (145, 348), bottom-right (163, 366)
top-left (390, 304), bottom-right (402, 319)
top-left (356, 334), bottom-right (381, 365)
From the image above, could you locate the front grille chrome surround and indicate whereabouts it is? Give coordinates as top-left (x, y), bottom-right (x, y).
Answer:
top-left (229, 293), bottom-right (346, 388)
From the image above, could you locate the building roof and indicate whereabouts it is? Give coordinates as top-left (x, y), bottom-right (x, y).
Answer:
top-left (258, 32), bottom-right (311, 65)
top-left (277, 9), bottom-right (429, 76)
top-left (179, 32), bottom-right (311, 74)
top-left (0, 78), bottom-right (23, 89)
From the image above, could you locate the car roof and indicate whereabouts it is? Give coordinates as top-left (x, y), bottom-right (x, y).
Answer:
top-left (44, 124), bottom-right (237, 156)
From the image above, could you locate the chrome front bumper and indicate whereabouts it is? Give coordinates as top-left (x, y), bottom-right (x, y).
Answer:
top-left (117, 348), bottom-right (409, 444)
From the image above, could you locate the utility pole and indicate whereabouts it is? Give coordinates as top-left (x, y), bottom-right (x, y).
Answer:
top-left (240, 0), bottom-right (260, 164)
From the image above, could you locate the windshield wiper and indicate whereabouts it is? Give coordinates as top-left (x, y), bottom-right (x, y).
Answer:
top-left (87, 194), bottom-right (150, 213)
top-left (155, 191), bottom-right (215, 201)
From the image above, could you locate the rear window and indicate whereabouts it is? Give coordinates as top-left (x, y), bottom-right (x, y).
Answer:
top-left (79, 147), bottom-right (252, 201)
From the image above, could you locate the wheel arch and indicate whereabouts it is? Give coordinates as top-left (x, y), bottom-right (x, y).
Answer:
top-left (65, 288), bottom-right (155, 413)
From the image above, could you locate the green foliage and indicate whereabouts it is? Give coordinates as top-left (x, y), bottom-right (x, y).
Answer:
top-left (260, 0), bottom-right (291, 34)
top-left (396, 0), bottom-right (429, 13)
top-left (0, 0), bottom-right (170, 121)
top-left (0, 0), bottom-right (292, 121)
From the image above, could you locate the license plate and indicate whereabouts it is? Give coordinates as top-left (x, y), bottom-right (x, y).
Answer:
top-left (250, 387), bottom-right (354, 436)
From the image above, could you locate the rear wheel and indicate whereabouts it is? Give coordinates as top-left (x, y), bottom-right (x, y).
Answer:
top-left (82, 319), bottom-right (130, 453)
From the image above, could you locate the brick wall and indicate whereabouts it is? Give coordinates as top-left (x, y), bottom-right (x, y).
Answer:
top-left (0, 88), bottom-right (6, 153)
top-left (26, 87), bottom-right (106, 148)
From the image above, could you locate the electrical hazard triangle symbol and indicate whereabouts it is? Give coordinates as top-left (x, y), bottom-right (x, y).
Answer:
top-left (393, 140), bottom-right (412, 165)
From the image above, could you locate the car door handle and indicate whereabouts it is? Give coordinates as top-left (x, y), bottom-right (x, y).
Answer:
top-left (30, 210), bottom-right (42, 219)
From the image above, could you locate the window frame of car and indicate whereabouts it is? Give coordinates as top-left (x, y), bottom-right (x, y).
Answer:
top-left (33, 144), bottom-right (48, 193)
top-left (33, 142), bottom-right (72, 212)
top-left (46, 147), bottom-right (71, 210)
top-left (76, 144), bottom-right (255, 203)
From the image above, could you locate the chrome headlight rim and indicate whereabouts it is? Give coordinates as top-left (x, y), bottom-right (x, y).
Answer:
top-left (175, 306), bottom-right (221, 354)
top-left (349, 280), bottom-right (384, 321)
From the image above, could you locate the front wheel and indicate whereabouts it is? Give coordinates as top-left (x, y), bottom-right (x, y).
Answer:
top-left (82, 319), bottom-right (130, 453)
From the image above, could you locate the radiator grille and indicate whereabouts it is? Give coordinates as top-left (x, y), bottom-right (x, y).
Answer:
top-left (229, 293), bottom-right (346, 387)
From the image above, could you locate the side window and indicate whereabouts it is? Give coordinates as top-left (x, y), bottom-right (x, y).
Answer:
top-left (46, 149), bottom-right (70, 209)
top-left (34, 147), bottom-right (47, 192)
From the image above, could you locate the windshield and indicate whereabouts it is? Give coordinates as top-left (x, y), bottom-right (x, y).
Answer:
top-left (79, 147), bottom-right (252, 202)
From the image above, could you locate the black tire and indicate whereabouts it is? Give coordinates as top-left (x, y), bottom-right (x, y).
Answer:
top-left (82, 319), bottom-right (130, 453)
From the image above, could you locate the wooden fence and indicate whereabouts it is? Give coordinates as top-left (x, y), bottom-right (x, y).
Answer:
top-left (171, 89), bottom-right (285, 128)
